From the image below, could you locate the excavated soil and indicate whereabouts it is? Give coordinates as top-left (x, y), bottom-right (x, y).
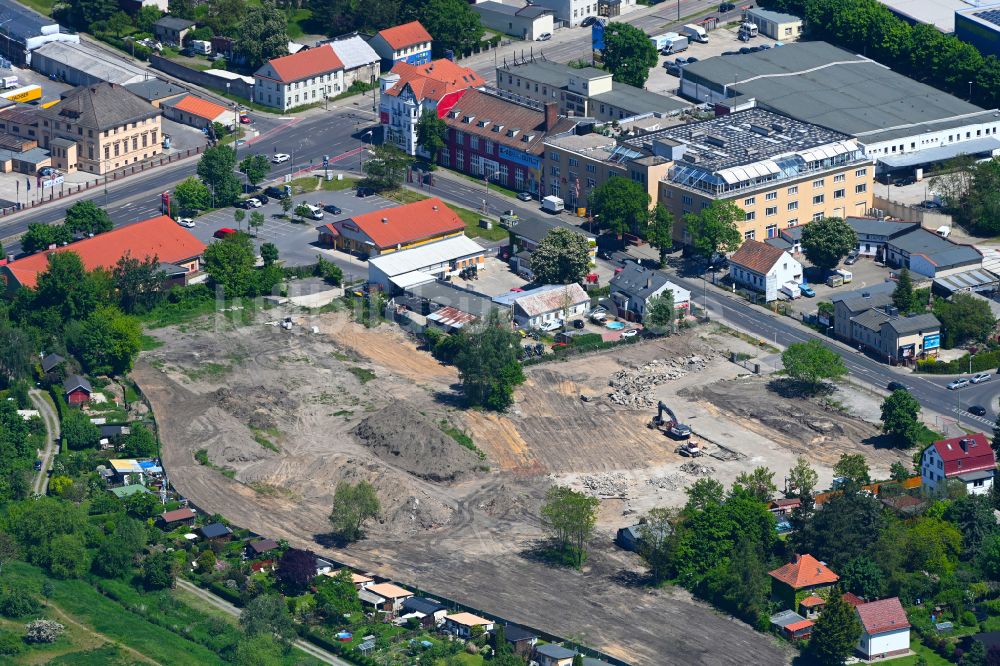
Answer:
top-left (352, 403), bottom-right (481, 483)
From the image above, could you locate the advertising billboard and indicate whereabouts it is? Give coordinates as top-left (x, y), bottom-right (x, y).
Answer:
top-left (592, 23), bottom-right (605, 50)
top-left (923, 333), bottom-right (941, 351)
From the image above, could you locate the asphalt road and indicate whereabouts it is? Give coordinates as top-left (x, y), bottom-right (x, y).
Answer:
top-left (667, 270), bottom-right (1000, 433)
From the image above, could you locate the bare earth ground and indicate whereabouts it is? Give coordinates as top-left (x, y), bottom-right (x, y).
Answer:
top-left (134, 309), bottom-right (902, 666)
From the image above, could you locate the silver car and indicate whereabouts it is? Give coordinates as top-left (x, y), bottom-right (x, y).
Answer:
top-left (972, 372), bottom-right (992, 384)
top-left (947, 378), bottom-right (970, 390)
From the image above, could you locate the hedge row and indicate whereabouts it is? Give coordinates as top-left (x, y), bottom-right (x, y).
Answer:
top-left (916, 349), bottom-right (1000, 374)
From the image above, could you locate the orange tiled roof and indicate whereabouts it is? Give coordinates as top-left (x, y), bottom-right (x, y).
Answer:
top-left (377, 21), bottom-right (432, 50)
top-left (338, 197), bottom-right (464, 250)
top-left (800, 595), bottom-right (826, 607)
top-left (785, 619), bottom-right (814, 632)
top-left (857, 597), bottom-right (909, 635)
top-left (172, 94), bottom-right (229, 121)
top-left (768, 554), bottom-right (839, 589)
top-left (366, 582), bottom-right (412, 599)
top-left (4, 215), bottom-right (205, 290)
top-left (385, 59), bottom-right (484, 102)
top-left (266, 44), bottom-right (343, 83)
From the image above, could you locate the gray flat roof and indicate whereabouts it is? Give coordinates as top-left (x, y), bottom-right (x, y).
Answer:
top-left (845, 217), bottom-right (918, 238)
top-left (592, 86), bottom-right (688, 115)
top-left (885, 0), bottom-right (969, 33)
top-left (746, 7), bottom-right (802, 24)
top-left (884, 313), bottom-right (939, 335)
top-left (878, 137), bottom-right (1000, 169)
top-left (499, 59), bottom-right (602, 88)
top-left (0, 0), bottom-right (60, 42)
top-left (622, 107), bottom-right (854, 173)
top-left (34, 41), bottom-right (147, 85)
top-left (890, 228), bottom-right (982, 269)
top-left (934, 269), bottom-right (1000, 294)
top-left (476, 1), bottom-right (551, 17)
top-left (682, 42), bottom-right (997, 145)
top-left (407, 280), bottom-right (498, 319)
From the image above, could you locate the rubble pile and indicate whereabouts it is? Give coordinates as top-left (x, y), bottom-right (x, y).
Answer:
top-left (580, 472), bottom-right (631, 497)
top-left (608, 354), bottom-right (714, 408)
top-left (646, 474), bottom-right (686, 491)
top-left (679, 461), bottom-right (715, 476)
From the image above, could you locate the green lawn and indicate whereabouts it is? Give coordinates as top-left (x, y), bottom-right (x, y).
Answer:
top-left (447, 204), bottom-right (509, 242)
top-left (322, 177), bottom-right (361, 191)
top-left (889, 636), bottom-right (952, 666)
top-left (285, 8), bottom-right (313, 39)
top-left (18, 0), bottom-right (54, 15)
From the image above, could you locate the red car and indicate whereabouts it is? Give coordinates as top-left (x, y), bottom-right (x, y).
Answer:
top-left (213, 227), bottom-right (237, 239)
top-left (551, 342), bottom-right (568, 350)
top-left (239, 114), bottom-right (251, 124)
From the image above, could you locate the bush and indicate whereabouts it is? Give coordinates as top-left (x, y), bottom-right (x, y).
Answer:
top-left (0, 583), bottom-right (40, 618)
top-left (916, 348), bottom-right (1000, 374)
top-left (0, 631), bottom-right (23, 655)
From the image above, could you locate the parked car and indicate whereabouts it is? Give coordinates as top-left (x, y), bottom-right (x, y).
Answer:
top-left (176, 217), bottom-right (195, 228)
top-left (970, 405), bottom-right (988, 416)
top-left (719, 2), bottom-right (736, 10)
top-left (739, 46), bottom-right (753, 54)
top-left (666, 64), bottom-right (682, 76)
top-left (893, 175), bottom-right (916, 186)
top-left (686, 56), bottom-right (699, 63)
top-left (844, 250), bottom-right (859, 265)
top-left (621, 329), bottom-right (638, 338)
top-left (264, 186), bottom-right (289, 199)
top-left (920, 200), bottom-right (942, 209)
top-left (256, 193), bottom-right (269, 204)
top-left (972, 372), bottom-right (992, 384)
top-left (799, 284), bottom-right (816, 298)
top-left (33, 459), bottom-right (42, 471)
top-left (517, 191), bottom-right (533, 201)
top-left (324, 203), bottom-right (342, 215)
top-left (539, 320), bottom-right (563, 332)
top-left (581, 16), bottom-right (599, 26)
top-left (214, 228), bottom-right (237, 239)
top-left (947, 378), bottom-right (970, 390)
top-left (887, 381), bottom-right (908, 392)
top-left (674, 57), bottom-right (689, 65)
top-left (272, 153), bottom-right (290, 164)
top-left (357, 187), bottom-right (375, 198)
top-left (572, 319), bottom-right (585, 329)
top-left (537, 32), bottom-right (552, 41)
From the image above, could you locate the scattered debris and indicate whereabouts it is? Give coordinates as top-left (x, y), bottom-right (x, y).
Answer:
top-left (608, 354), bottom-right (715, 408)
top-left (679, 461), bottom-right (715, 476)
top-left (646, 474), bottom-right (686, 491)
top-left (579, 472), bottom-right (632, 497)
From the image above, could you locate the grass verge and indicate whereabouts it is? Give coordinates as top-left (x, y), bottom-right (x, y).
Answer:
top-left (447, 204), bottom-right (509, 241)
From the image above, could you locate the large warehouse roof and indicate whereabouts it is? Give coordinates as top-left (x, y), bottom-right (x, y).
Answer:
top-left (682, 42), bottom-right (999, 145)
top-left (34, 41), bottom-right (147, 85)
top-left (876, 0), bottom-right (969, 33)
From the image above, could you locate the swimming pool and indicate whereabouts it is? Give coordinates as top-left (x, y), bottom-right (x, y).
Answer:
top-left (606, 321), bottom-right (625, 330)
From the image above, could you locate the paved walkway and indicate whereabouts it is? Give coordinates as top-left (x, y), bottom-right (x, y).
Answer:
top-left (174, 579), bottom-right (350, 665)
top-left (29, 389), bottom-right (59, 495)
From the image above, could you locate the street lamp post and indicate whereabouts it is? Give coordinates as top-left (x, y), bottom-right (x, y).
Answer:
top-left (361, 130), bottom-right (373, 172)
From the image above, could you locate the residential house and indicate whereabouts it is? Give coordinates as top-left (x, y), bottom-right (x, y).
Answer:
top-left (439, 89), bottom-right (576, 197)
top-left (199, 523), bottom-right (232, 541)
top-left (502, 625), bottom-right (538, 657)
top-left (161, 94), bottom-right (235, 131)
top-left (40, 353), bottom-right (64, 373)
top-left (323, 35), bottom-right (380, 90)
top-left (0, 82), bottom-right (162, 175)
top-left (319, 197), bottom-right (465, 258)
top-left (253, 44), bottom-right (345, 111)
top-left (160, 507), bottom-right (196, 527)
top-left (921, 433), bottom-right (996, 496)
top-left (885, 227), bottom-right (982, 278)
top-left (401, 597), bottom-right (447, 628)
top-left (846, 302), bottom-right (941, 363)
top-left (472, 2), bottom-right (554, 41)
top-left (799, 595), bottom-right (826, 619)
top-left (367, 236), bottom-right (487, 292)
top-left (523, 0), bottom-right (634, 26)
top-left (844, 217), bottom-right (917, 258)
top-left (615, 521), bottom-right (671, 552)
top-left (0, 0), bottom-right (79, 66)
top-left (245, 539), bottom-right (279, 559)
top-left (153, 17), bottom-right (195, 45)
top-left (856, 597), bottom-right (910, 660)
top-left (768, 497), bottom-right (801, 519)
top-left (443, 612), bottom-right (495, 638)
top-left (2, 215), bottom-right (205, 293)
top-left (507, 283), bottom-right (590, 329)
top-left (535, 643), bottom-right (577, 666)
top-left (728, 239), bottom-right (803, 302)
top-left (745, 7), bottom-right (803, 40)
top-left (768, 553), bottom-right (839, 610)
top-left (829, 282), bottom-right (896, 340)
top-left (770, 610), bottom-right (814, 640)
top-left (63, 375), bottom-right (91, 406)
top-left (609, 261), bottom-right (690, 322)
top-left (362, 582), bottom-right (413, 616)
top-left (496, 57), bottom-right (684, 124)
top-left (379, 58), bottom-right (484, 156)
top-left (504, 216), bottom-right (596, 278)
top-left (124, 79), bottom-right (187, 108)
top-left (369, 21), bottom-right (432, 66)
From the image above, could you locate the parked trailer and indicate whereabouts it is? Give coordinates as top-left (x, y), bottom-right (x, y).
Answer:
top-left (660, 35), bottom-right (688, 54)
top-left (0, 85), bottom-right (41, 103)
top-left (649, 31), bottom-right (679, 51)
top-left (2, 76), bottom-right (18, 89)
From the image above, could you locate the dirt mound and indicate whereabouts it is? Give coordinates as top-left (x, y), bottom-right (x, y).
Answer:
top-left (214, 387), bottom-right (299, 430)
top-left (351, 402), bottom-right (481, 483)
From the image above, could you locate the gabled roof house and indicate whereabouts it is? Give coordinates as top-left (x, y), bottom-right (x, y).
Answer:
top-left (922, 433), bottom-right (996, 496)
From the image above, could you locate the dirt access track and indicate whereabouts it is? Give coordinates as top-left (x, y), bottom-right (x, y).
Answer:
top-left (135, 309), bottom-right (796, 665)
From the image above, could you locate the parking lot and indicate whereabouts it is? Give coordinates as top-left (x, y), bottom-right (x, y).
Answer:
top-left (185, 180), bottom-right (397, 268)
top-left (450, 256), bottom-right (528, 296)
top-left (784, 253), bottom-right (897, 316)
top-left (645, 25), bottom-right (791, 96)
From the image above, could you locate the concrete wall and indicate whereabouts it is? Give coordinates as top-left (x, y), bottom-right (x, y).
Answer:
top-left (872, 196), bottom-right (951, 230)
top-left (150, 55), bottom-right (253, 99)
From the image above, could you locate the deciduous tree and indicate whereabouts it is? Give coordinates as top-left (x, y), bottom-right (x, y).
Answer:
top-left (362, 144), bottom-right (409, 191)
top-left (416, 110), bottom-right (448, 165)
top-left (141, 550), bottom-right (176, 590)
top-left (809, 590), bottom-right (861, 666)
top-left (644, 290), bottom-right (675, 336)
top-left (732, 466), bottom-right (777, 503)
top-left (637, 507), bottom-right (677, 583)
top-left (61, 410), bottom-right (101, 451)
top-left (934, 292), bottom-right (996, 348)
top-left (65, 200), bottom-right (112, 236)
top-left (453, 311), bottom-right (525, 411)
top-left (840, 555), bottom-right (884, 600)
top-left (540, 485), bottom-right (599, 569)
top-left (21, 223), bottom-right (72, 255)
top-left (529, 228), bottom-right (591, 285)
top-left (684, 201), bottom-right (743, 259)
top-left (315, 568), bottom-right (362, 618)
top-left (174, 176), bottom-right (212, 213)
top-left (234, 1), bottom-right (288, 70)
top-left (788, 456), bottom-right (818, 499)
top-left (685, 477), bottom-right (724, 512)
top-left (801, 217), bottom-right (857, 273)
top-left (238, 154), bottom-right (271, 187)
top-left (328, 480), bottom-right (380, 542)
top-left (121, 423), bottom-right (158, 458)
top-left (260, 242), bottom-right (279, 267)
top-left (881, 389), bottom-right (922, 447)
top-left (401, 0), bottom-right (484, 58)
top-left (112, 253), bottom-right (165, 314)
top-left (275, 548), bottom-right (316, 593)
top-left (588, 177), bottom-right (650, 238)
top-left (240, 593), bottom-right (296, 643)
top-left (196, 146), bottom-right (241, 207)
top-left (834, 453), bottom-right (871, 487)
top-left (67, 305), bottom-right (142, 376)
top-left (647, 204), bottom-right (674, 265)
top-left (602, 22), bottom-right (658, 88)
top-left (781, 340), bottom-right (847, 392)
top-left (204, 232), bottom-right (256, 297)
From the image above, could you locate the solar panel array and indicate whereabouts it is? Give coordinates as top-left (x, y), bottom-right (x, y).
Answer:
top-left (974, 8), bottom-right (1000, 27)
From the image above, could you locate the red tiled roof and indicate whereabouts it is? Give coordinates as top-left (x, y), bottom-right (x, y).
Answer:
top-left (336, 197), bottom-right (464, 250)
top-left (161, 507), bottom-right (195, 522)
top-left (377, 21), bottom-right (432, 50)
top-left (264, 44), bottom-right (343, 83)
top-left (441, 88), bottom-right (574, 155)
top-left (172, 95), bottom-right (229, 121)
top-left (768, 554), bottom-right (839, 589)
top-left (857, 597), bottom-right (909, 635)
top-left (4, 215), bottom-right (205, 290)
top-left (318, 223), bottom-right (339, 237)
top-left (800, 595), bottom-right (826, 607)
top-left (385, 59), bottom-right (484, 102)
top-left (785, 620), bottom-right (814, 632)
top-left (770, 498), bottom-right (801, 509)
top-left (931, 433), bottom-right (996, 478)
top-left (729, 239), bottom-right (788, 275)
top-left (842, 592), bottom-right (865, 607)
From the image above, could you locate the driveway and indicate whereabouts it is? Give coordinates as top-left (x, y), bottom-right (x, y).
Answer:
top-left (29, 389), bottom-right (59, 495)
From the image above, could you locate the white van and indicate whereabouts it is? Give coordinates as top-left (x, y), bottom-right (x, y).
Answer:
top-left (682, 24), bottom-right (709, 43)
top-left (834, 268), bottom-right (853, 283)
top-left (304, 203), bottom-right (324, 220)
top-left (936, 225), bottom-right (951, 239)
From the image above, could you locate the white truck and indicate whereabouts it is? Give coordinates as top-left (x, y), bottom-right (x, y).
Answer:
top-left (2, 76), bottom-right (18, 90)
top-left (190, 39), bottom-right (212, 55)
top-left (682, 24), bottom-right (709, 43)
top-left (780, 282), bottom-right (801, 300)
top-left (542, 195), bottom-right (564, 214)
top-left (660, 34), bottom-right (688, 55)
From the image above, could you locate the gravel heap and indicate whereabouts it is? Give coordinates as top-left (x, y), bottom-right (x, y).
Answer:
top-left (608, 355), bottom-right (713, 408)
top-left (579, 472), bottom-right (632, 497)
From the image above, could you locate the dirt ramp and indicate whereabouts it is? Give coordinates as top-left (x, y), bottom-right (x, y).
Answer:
top-left (352, 403), bottom-right (481, 483)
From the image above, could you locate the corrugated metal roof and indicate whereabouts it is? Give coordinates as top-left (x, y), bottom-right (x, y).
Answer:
top-left (329, 35), bottom-right (380, 71)
top-left (369, 236), bottom-right (485, 277)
